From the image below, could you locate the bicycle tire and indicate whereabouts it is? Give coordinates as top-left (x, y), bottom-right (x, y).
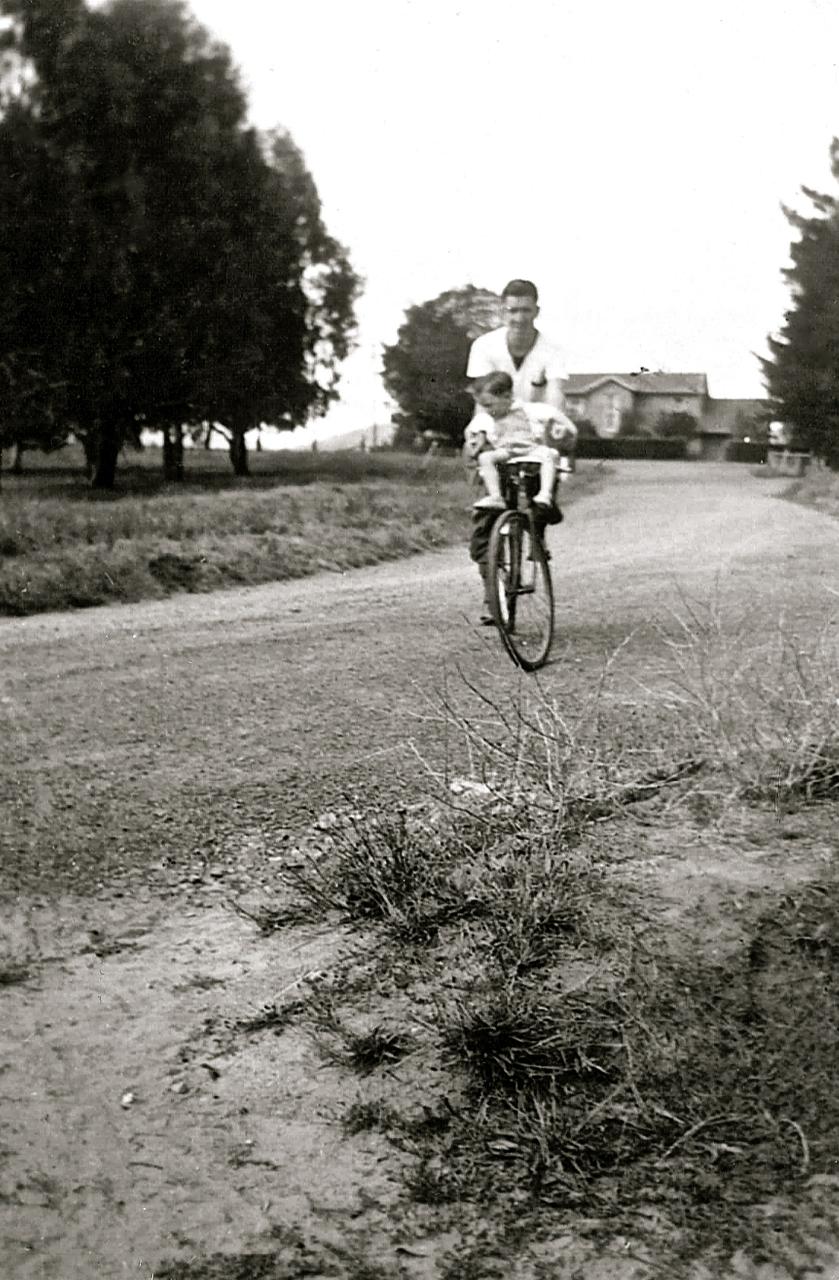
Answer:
top-left (486, 510), bottom-right (554, 671)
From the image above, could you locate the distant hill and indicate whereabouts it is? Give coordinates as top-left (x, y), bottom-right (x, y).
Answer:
top-left (313, 423), bottom-right (395, 452)
top-left (138, 421), bottom-right (396, 453)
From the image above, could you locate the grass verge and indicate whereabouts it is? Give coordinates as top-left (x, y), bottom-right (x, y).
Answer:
top-left (0, 449), bottom-right (604, 615)
top-left (782, 462), bottom-right (839, 520)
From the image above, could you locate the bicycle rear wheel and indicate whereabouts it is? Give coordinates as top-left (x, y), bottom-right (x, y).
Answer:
top-left (486, 510), bottom-right (554, 671)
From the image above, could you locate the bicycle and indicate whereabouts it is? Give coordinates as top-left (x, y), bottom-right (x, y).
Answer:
top-left (485, 458), bottom-right (556, 671)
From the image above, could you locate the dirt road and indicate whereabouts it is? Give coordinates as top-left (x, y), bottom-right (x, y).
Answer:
top-left (2, 462), bottom-right (839, 1280)
top-left (2, 462), bottom-right (836, 896)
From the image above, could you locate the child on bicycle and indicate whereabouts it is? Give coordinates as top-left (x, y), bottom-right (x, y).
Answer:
top-left (463, 371), bottom-right (576, 510)
top-left (463, 372), bottom-right (577, 623)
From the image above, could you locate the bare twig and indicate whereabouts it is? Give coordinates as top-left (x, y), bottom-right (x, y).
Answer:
top-left (658, 1113), bottom-right (749, 1165)
top-left (781, 1117), bottom-right (810, 1173)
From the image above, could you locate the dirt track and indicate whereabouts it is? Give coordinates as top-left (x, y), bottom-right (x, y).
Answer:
top-left (2, 461), bottom-right (839, 1280)
top-left (2, 461), bottom-right (837, 896)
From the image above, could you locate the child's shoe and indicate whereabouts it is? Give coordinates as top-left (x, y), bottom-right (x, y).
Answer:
top-left (473, 495), bottom-right (506, 510)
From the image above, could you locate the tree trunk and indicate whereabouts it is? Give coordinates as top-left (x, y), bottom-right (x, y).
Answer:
top-left (229, 428), bottom-right (249, 476)
top-left (162, 425), bottom-right (185, 483)
top-left (203, 423), bottom-right (213, 450)
top-left (11, 443), bottom-right (24, 474)
top-left (80, 432), bottom-right (97, 481)
top-left (92, 429), bottom-right (121, 489)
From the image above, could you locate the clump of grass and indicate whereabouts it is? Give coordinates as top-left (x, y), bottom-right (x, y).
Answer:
top-left (281, 808), bottom-right (479, 943)
top-left (342, 1098), bottom-right (402, 1135)
top-left (461, 841), bottom-right (614, 976)
top-left (315, 1019), bottom-right (416, 1076)
top-left (440, 985), bottom-right (623, 1100)
top-left (403, 1154), bottom-right (464, 1205)
top-left (232, 999), bottom-right (306, 1036)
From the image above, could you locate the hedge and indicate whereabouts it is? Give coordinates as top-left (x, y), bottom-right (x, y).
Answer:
top-left (576, 436), bottom-right (689, 461)
top-left (726, 441), bottom-right (768, 464)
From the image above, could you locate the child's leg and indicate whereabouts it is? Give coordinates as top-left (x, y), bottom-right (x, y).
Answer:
top-left (533, 446), bottom-right (557, 505)
top-left (474, 448), bottom-right (508, 508)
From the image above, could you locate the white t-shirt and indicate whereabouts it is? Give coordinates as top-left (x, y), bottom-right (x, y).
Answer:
top-left (466, 327), bottom-right (567, 403)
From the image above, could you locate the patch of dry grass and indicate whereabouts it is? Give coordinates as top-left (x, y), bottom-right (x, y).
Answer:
top-left (653, 592), bottom-right (839, 807)
top-left (0, 449), bottom-right (606, 614)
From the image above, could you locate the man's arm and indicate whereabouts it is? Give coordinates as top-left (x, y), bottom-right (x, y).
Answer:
top-left (544, 376), bottom-right (567, 413)
top-left (539, 337), bottom-right (569, 411)
top-left (523, 401), bottom-right (577, 448)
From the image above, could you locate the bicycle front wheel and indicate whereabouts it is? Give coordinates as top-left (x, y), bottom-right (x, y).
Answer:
top-left (486, 511), bottom-right (554, 671)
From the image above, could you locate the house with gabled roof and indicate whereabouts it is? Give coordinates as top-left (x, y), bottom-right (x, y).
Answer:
top-left (563, 371), bottom-right (769, 459)
top-left (564, 372), bottom-right (709, 438)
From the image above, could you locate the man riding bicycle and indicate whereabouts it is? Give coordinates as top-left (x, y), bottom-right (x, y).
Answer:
top-left (464, 372), bottom-right (576, 623)
top-left (463, 278), bottom-right (576, 622)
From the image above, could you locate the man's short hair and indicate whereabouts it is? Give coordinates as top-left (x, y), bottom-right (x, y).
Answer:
top-left (502, 279), bottom-right (538, 302)
top-left (474, 371), bottom-right (513, 397)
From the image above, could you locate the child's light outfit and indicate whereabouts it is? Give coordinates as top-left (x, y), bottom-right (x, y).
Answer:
top-left (464, 401), bottom-right (577, 510)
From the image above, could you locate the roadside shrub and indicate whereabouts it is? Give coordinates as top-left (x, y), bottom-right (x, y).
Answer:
top-left (658, 597), bottom-right (839, 804)
top-left (576, 436), bottom-right (688, 460)
top-left (727, 440), bottom-right (768, 463)
top-left (657, 410), bottom-right (700, 439)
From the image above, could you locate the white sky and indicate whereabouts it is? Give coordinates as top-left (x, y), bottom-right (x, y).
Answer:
top-left (185, 0), bottom-right (839, 422)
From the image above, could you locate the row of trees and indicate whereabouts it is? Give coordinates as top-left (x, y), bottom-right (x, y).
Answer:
top-left (0, 0), bottom-right (359, 486)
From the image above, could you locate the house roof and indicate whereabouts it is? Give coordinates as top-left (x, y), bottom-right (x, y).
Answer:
top-left (565, 372), bottom-right (709, 397)
top-left (699, 398), bottom-right (770, 436)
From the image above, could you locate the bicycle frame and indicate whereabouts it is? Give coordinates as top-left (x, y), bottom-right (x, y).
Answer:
top-left (486, 460), bottom-right (555, 670)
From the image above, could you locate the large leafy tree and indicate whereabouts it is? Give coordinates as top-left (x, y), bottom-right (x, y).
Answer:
top-left (0, 81), bottom-right (72, 477)
top-left (382, 286), bottom-right (502, 445)
top-left (192, 129), bottom-right (359, 475)
top-left (0, 0), bottom-right (359, 485)
top-left (763, 140), bottom-right (839, 467)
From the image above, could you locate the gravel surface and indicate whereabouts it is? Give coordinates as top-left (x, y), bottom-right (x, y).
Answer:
top-left (2, 461), bottom-right (837, 897)
top-left (3, 460), bottom-right (839, 1280)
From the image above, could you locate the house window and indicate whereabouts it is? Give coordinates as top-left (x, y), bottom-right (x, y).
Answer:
top-left (605, 393), bottom-right (621, 435)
